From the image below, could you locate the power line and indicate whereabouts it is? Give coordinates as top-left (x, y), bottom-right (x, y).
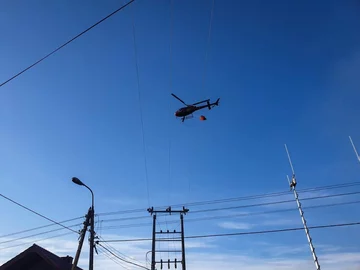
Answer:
top-left (107, 199), bottom-right (360, 228)
top-left (96, 181), bottom-right (360, 216)
top-left (3, 198), bottom-right (358, 248)
top-left (201, 0), bottom-right (215, 93)
top-left (183, 182), bottom-right (360, 208)
top-left (131, 1), bottom-right (150, 207)
top-left (95, 199), bottom-right (360, 231)
top-left (0, 220), bottom-right (101, 247)
top-left (1, 182), bottom-right (357, 243)
top-left (1, 199), bottom-right (358, 250)
top-left (95, 195), bottom-right (320, 224)
top-left (97, 208), bottom-right (145, 216)
top-left (167, 0), bottom-right (173, 207)
top-left (97, 246), bottom-right (130, 270)
top-left (185, 199), bottom-right (360, 223)
top-left (99, 191), bottom-right (360, 224)
top-left (190, 190), bottom-right (360, 214)
top-left (0, 232), bottom-right (74, 251)
top-left (185, 221), bottom-right (360, 240)
top-left (0, 0), bottom-right (136, 88)
top-left (97, 243), bottom-right (150, 270)
top-left (0, 216), bottom-right (84, 239)
top-left (98, 235), bottom-right (146, 266)
top-left (98, 221), bottom-right (360, 243)
top-left (3, 186), bottom-right (359, 240)
top-left (0, 223), bottom-right (82, 246)
top-left (0, 193), bottom-right (79, 234)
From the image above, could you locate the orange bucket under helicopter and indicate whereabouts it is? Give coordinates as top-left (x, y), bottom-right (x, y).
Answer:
top-left (199, 115), bottom-right (207, 121)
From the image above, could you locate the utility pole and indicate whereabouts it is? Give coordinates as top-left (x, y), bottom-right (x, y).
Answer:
top-left (147, 206), bottom-right (189, 270)
top-left (89, 204), bottom-right (95, 270)
top-left (71, 177), bottom-right (96, 270)
top-left (72, 208), bottom-right (91, 270)
top-left (284, 144), bottom-right (320, 270)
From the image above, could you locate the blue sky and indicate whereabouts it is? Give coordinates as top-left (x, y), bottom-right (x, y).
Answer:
top-left (1, 0), bottom-right (360, 269)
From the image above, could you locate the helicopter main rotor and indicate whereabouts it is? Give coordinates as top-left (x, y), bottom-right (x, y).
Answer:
top-left (171, 93), bottom-right (210, 107)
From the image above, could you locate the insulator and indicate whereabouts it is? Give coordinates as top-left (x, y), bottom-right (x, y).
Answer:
top-left (175, 258), bottom-right (177, 268)
top-left (168, 259), bottom-right (170, 269)
top-left (160, 259), bottom-right (163, 269)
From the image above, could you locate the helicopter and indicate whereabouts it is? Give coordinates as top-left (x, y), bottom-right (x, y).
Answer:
top-left (171, 93), bottom-right (220, 122)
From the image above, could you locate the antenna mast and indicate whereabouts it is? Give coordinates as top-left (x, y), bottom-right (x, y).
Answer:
top-left (349, 136), bottom-right (360, 163)
top-left (284, 144), bottom-right (320, 270)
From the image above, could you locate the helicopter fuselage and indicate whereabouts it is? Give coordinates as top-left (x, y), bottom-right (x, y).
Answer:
top-left (174, 105), bottom-right (198, 117)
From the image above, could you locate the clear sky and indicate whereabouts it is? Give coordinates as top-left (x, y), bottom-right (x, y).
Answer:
top-left (1, 0), bottom-right (360, 269)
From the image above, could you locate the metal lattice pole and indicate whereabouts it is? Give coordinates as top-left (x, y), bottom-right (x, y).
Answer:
top-left (285, 144), bottom-right (321, 270)
top-left (287, 175), bottom-right (321, 270)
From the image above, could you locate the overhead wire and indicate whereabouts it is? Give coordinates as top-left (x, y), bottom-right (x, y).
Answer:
top-left (201, 0), bottom-right (215, 94)
top-left (166, 0), bottom-right (174, 245)
top-left (0, 219), bottom-right (102, 246)
top-left (184, 199), bottom-right (360, 223)
top-left (183, 182), bottom-right (360, 208)
top-left (0, 193), bottom-right (79, 234)
top-left (98, 221), bottom-right (360, 243)
top-left (1, 198), bottom-right (359, 250)
top-left (189, 190), bottom-right (360, 214)
top-left (0, 232), bottom-right (74, 251)
top-left (0, 0), bottom-right (136, 88)
top-left (0, 216), bottom-right (84, 239)
top-left (97, 246), bottom-right (131, 270)
top-left (131, 0), bottom-right (150, 207)
top-left (97, 235), bottom-right (145, 266)
top-left (184, 221), bottom-right (360, 240)
top-left (0, 223), bottom-right (82, 245)
top-left (166, 0), bottom-right (174, 249)
top-left (94, 199), bottom-right (360, 231)
top-left (167, 0), bottom-right (174, 206)
top-left (97, 242), bottom-right (150, 270)
top-left (96, 181), bottom-right (360, 216)
top-left (2, 181), bottom-right (359, 241)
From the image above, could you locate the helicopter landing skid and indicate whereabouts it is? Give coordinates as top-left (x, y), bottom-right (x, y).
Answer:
top-left (181, 114), bottom-right (193, 122)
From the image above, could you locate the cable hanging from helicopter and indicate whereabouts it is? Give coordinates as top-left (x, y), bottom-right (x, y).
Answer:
top-left (171, 0), bottom-right (217, 123)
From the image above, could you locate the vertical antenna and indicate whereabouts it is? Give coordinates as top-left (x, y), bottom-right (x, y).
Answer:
top-left (284, 144), bottom-right (321, 270)
top-left (349, 136), bottom-right (360, 163)
top-left (284, 144), bottom-right (295, 175)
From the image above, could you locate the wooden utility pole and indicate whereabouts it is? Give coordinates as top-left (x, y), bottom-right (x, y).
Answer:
top-left (72, 208), bottom-right (91, 270)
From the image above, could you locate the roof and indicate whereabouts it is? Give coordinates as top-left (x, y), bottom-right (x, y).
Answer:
top-left (0, 244), bottom-right (83, 270)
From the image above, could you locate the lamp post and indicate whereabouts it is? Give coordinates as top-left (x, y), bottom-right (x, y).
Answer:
top-left (72, 177), bottom-right (95, 270)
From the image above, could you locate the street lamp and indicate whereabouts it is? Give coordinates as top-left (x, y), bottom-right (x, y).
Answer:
top-left (72, 177), bottom-right (94, 209)
top-left (72, 177), bottom-right (95, 270)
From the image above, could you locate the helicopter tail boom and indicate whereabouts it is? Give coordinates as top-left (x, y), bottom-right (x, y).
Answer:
top-left (208, 98), bottom-right (220, 109)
